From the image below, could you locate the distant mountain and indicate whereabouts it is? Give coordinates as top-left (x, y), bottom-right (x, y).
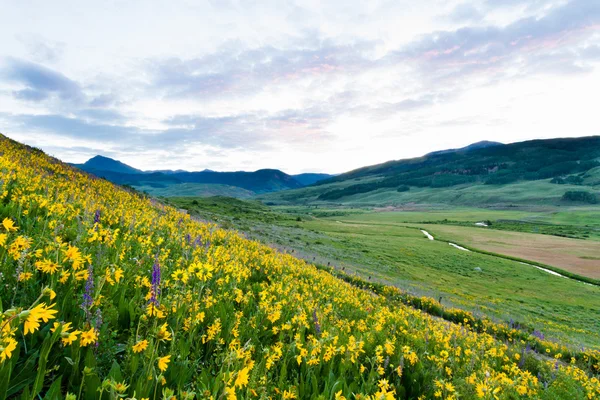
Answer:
top-left (262, 136), bottom-right (600, 204)
top-left (72, 155), bottom-right (143, 174)
top-left (72, 156), bottom-right (306, 195)
top-left (292, 173), bottom-right (334, 186)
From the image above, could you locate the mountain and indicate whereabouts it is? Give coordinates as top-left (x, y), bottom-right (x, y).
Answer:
top-left (72, 155), bottom-right (143, 174)
top-left (261, 136), bottom-right (600, 206)
top-left (292, 173), bottom-right (334, 185)
top-left (72, 156), bottom-right (305, 195)
top-left (426, 140), bottom-right (503, 156)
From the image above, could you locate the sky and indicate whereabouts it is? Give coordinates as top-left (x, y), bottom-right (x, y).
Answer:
top-left (0, 0), bottom-right (599, 174)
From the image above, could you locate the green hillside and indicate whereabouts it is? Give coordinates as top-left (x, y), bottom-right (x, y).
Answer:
top-left (261, 136), bottom-right (600, 207)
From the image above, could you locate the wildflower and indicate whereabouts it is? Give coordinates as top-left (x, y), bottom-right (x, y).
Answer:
top-left (113, 381), bottom-right (129, 393)
top-left (150, 256), bottom-right (161, 307)
top-left (157, 355), bottom-right (171, 372)
top-left (35, 259), bottom-right (60, 274)
top-left (23, 302), bottom-right (58, 335)
top-left (51, 323), bottom-right (82, 346)
top-left (2, 217), bottom-right (17, 232)
top-left (171, 268), bottom-right (189, 283)
top-left (80, 328), bottom-right (98, 346)
top-left (0, 338), bottom-right (18, 362)
top-left (133, 339), bottom-right (149, 353)
top-left (81, 265), bottom-right (94, 322)
top-left (114, 268), bottom-right (124, 283)
top-left (18, 272), bottom-right (33, 281)
top-left (63, 245), bottom-right (82, 263)
top-left (235, 366), bottom-right (250, 388)
top-left (157, 323), bottom-right (172, 342)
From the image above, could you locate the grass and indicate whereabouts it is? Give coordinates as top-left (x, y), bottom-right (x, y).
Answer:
top-left (261, 178), bottom-right (600, 208)
top-left (169, 197), bottom-right (600, 349)
top-left (410, 224), bottom-right (600, 278)
top-left (134, 182), bottom-right (255, 198)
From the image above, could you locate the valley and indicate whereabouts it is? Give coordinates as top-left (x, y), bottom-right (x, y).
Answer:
top-left (167, 197), bottom-right (600, 349)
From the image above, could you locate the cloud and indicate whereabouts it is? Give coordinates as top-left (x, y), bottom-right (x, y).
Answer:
top-left (2, 58), bottom-right (83, 103)
top-left (447, 3), bottom-right (484, 23)
top-left (146, 38), bottom-right (375, 100)
top-left (393, 0), bottom-right (600, 84)
top-left (15, 34), bottom-right (65, 63)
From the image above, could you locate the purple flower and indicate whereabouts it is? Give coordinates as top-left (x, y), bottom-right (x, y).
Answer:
top-left (149, 256), bottom-right (161, 306)
top-left (312, 309), bottom-right (321, 337)
top-left (532, 330), bottom-right (545, 340)
top-left (94, 209), bottom-right (101, 224)
top-left (81, 264), bottom-right (94, 322)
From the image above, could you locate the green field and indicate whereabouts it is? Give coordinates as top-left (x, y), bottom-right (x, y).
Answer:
top-left (134, 182), bottom-right (255, 198)
top-left (167, 197), bottom-right (600, 349)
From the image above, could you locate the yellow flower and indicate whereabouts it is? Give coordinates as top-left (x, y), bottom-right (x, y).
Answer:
top-left (157, 355), bottom-right (171, 372)
top-left (80, 328), bottom-right (98, 346)
top-left (62, 329), bottom-right (82, 346)
top-left (24, 302), bottom-right (58, 335)
top-left (35, 259), bottom-right (60, 274)
top-left (0, 338), bottom-right (18, 362)
top-left (235, 366), bottom-right (250, 388)
top-left (157, 323), bottom-right (172, 342)
top-left (18, 272), bottom-right (33, 281)
top-left (113, 381), bottom-right (129, 393)
top-left (114, 268), bottom-right (124, 283)
top-left (2, 217), bottom-right (17, 232)
top-left (133, 339), bottom-right (149, 353)
top-left (171, 268), bottom-right (189, 283)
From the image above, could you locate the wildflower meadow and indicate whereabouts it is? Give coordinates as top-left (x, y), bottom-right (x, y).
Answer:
top-left (0, 134), bottom-right (599, 399)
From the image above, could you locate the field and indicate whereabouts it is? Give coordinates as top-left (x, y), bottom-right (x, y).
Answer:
top-left (261, 178), bottom-right (600, 208)
top-left (168, 199), bottom-right (600, 350)
top-left (133, 182), bottom-right (255, 198)
top-left (2, 135), bottom-right (600, 399)
top-left (412, 224), bottom-right (600, 278)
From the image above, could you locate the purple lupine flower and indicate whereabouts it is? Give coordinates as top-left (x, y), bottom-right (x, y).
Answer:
top-left (193, 236), bottom-right (202, 249)
top-left (94, 209), bottom-right (101, 224)
top-left (532, 330), bottom-right (545, 340)
top-left (312, 309), bottom-right (321, 337)
top-left (185, 233), bottom-right (191, 245)
top-left (150, 256), bottom-right (161, 306)
top-left (81, 264), bottom-right (94, 322)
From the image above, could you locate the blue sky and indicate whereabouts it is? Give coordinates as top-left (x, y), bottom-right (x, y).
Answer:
top-left (1, 0), bottom-right (599, 173)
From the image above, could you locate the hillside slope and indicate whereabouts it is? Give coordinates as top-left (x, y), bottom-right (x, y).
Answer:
top-left (0, 134), bottom-right (599, 399)
top-left (263, 136), bottom-right (600, 206)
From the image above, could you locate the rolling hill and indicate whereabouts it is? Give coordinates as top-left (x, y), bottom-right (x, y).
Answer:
top-left (262, 136), bottom-right (600, 206)
top-left (71, 156), bottom-right (330, 195)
